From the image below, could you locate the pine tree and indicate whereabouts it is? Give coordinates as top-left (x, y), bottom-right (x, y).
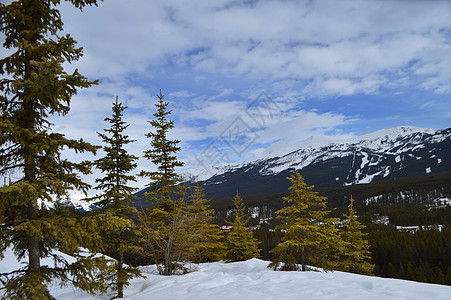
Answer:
top-left (0, 0), bottom-right (109, 298)
top-left (138, 90), bottom-right (186, 275)
top-left (224, 193), bottom-right (260, 262)
top-left (337, 196), bottom-right (374, 275)
top-left (268, 171), bottom-right (341, 271)
top-left (90, 97), bottom-right (143, 298)
top-left (183, 185), bottom-right (224, 263)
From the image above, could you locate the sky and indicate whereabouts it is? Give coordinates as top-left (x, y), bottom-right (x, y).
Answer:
top-left (5, 0), bottom-right (451, 194)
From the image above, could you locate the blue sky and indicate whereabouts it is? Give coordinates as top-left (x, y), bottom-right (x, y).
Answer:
top-left (34, 0), bottom-right (451, 192)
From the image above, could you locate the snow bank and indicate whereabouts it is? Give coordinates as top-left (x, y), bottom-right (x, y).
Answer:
top-left (1, 249), bottom-right (450, 300)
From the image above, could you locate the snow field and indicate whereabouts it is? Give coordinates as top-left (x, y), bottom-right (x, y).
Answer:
top-left (1, 248), bottom-right (450, 300)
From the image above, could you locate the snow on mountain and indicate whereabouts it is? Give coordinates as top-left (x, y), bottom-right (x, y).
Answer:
top-left (184, 126), bottom-right (451, 198)
top-left (346, 126), bottom-right (436, 146)
top-left (180, 163), bottom-right (243, 182)
top-left (258, 126), bottom-right (442, 178)
top-left (64, 126), bottom-right (450, 208)
top-left (259, 133), bottom-right (344, 159)
top-left (1, 247), bottom-right (449, 300)
top-left (38, 190), bottom-right (98, 212)
top-left (187, 126), bottom-right (441, 182)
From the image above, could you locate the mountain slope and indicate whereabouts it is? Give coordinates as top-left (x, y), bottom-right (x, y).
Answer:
top-left (191, 126), bottom-right (451, 199)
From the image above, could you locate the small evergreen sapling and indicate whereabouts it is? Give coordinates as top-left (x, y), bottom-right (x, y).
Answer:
top-left (225, 193), bottom-right (260, 262)
top-left (183, 185), bottom-right (224, 263)
top-left (337, 196), bottom-right (374, 275)
top-left (269, 171), bottom-right (341, 271)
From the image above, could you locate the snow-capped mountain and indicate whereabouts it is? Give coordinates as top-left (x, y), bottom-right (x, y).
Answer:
top-left (189, 126), bottom-right (451, 199)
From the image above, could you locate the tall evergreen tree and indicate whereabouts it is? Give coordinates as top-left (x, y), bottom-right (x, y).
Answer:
top-left (269, 171), bottom-right (342, 271)
top-left (224, 193), bottom-right (260, 262)
top-left (90, 97), bottom-right (143, 298)
top-left (337, 196), bottom-right (374, 275)
top-left (0, 0), bottom-right (109, 298)
top-left (139, 90), bottom-right (186, 275)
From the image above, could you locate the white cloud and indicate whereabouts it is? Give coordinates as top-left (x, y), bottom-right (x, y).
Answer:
top-left (58, 0), bottom-right (451, 97)
top-left (303, 76), bottom-right (387, 97)
top-left (168, 90), bottom-right (195, 99)
top-left (419, 101), bottom-right (433, 110)
top-left (23, 0), bottom-right (451, 193)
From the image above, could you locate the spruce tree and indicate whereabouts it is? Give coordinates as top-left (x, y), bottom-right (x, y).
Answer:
top-left (224, 193), bottom-right (260, 262)
top-left (139, 90), bottom-right (186, 275)
top-left (90, 97), bottom-right (143, 298)
top-left (0, 0), bottom-right (109, 298)
top-left (183, 185), bottom-right (224, 263)
top-left (268, 171), bottom-right (341, 271)
top-left (337, 196), bottom-right (374, 275)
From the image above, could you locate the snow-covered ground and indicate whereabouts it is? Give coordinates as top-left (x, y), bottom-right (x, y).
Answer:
top-left (1, 248), bottom-right (450, 300)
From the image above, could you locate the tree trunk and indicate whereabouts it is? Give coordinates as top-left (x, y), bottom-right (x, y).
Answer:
top-left (27, 201), bottom-right (40, 273)
top-left (301, 250), bottom-right (306, 271)
top-left (24, 92), bottom-right (40, 274)
top-left (117, 250), bottom-right (124, 298)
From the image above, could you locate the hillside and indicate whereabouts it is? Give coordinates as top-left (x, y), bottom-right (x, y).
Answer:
top-left (206, 172), bottom-right (451, 218)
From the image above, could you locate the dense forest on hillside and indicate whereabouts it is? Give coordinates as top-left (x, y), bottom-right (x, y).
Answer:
top-left (210, 173), bottom-right (451, 285)
top-left (252, 214), bottom-right (451, 285)
top-left (368, 224), bottom-right (451, 285)
top-left (210, 172), bottom-right (451, 219)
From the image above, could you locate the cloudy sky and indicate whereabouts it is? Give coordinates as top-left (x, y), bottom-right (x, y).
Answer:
top-left (38, 0), bottom-right (451, 192)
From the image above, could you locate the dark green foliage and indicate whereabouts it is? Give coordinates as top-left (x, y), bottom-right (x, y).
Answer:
top-left (0, 0), bottom-right (110, 298)
top-left (369, 225), bottom-right (451, 285)
top-left (253, 224), bottom-right (283, 262)
top-left (210, 172), bottom-right (451, 222)
top-left (136, 92), bottom-right (224, 273)
top-left (322, 172), bottom-right (451, 209)
top-left (225, 193), bottom-right (260, 262)
top-left (89, 97), bottom-right (143, 298)
top-left (337, 203), bottom-right (451, 228)
top-left (91, 97), bottom-right (138, 209)
top-left (139, 90), bottom-right (185, 202)
top-left (268, 171), bottom-right (342, 272)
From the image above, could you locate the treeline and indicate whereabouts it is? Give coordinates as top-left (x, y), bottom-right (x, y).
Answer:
top-left (217, 201), bottom-right (451, 228)
top-left (356, 204), bottom-right (451, 226)
top-left (327, 203), bottom-right (451, 228)
top-left (322, 172), bottom-right (451, 208)
top-left (209, 172), bottom-right (451, 223)
top-left (369, 224), bottom-right (451, 285)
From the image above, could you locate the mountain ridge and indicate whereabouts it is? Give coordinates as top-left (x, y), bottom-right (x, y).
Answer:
top-left (184, 126), bottom-right (451, 199)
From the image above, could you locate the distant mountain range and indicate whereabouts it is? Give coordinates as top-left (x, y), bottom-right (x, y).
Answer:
top-left (180, 126), bottom-right (451, 199)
